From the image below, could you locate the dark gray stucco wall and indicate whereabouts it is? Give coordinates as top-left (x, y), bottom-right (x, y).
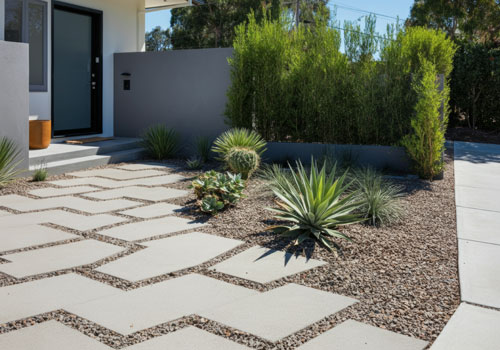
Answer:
top-left (264, 142), bottom-right (411, 173)
top-left (114, 48), bottom-right (233, 155)
top-left (0, 41), bottom-right (29, 171)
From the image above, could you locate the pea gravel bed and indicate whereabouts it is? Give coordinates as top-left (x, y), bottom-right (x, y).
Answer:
top-left (0, 153), bottom-right (459, 349)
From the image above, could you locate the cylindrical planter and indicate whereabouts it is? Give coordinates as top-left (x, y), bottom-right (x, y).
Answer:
top-left (29, 119), bottom-right (51, 150)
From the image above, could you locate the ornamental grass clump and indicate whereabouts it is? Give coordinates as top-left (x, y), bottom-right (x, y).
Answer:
top-left (141, 125), bottom-right (180, 160)
top-left (0, 137), bottom-right (22, 188)
top-left (351, 168), bottom-right (405, 226)
top-left (225, 147), bottom-right (260, 179)
top-left (32, 165), bottom-right (48, 182)
top-left (212, 128), bottom-right (266, 161)
top-left (190, 170), bottom-right (245, 215)
top-left (266, 159), bottom-right (362, 253)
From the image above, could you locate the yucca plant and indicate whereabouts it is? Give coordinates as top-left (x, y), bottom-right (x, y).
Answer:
top-left (351, 168), bottom-right (405, 226)
top-left (212, 128), bottom-right (266, 161)
top-left (266, 159), bottom-right (362, 253)
top-left (141, 125), bottom-right (180, 160)
top-left (0, 137), bottom-right (23, 187)
top-left (195, 136), bottom-right (212, 163)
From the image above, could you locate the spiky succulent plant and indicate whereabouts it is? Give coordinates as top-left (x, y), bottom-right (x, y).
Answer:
top-left (225, 147), bottom-right (260, 179)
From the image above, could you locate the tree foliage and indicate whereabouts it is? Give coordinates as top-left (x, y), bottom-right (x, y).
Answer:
top-left (169, 0), bottom-right (328, 49)
top-left (407, 0), bottom-right (500, 44)
top-left (145, 26), bottom-right (170, 51)
top-left (450, 42), bottom-right (500, 130)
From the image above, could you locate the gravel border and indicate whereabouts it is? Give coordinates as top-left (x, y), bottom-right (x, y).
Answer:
top-left (0, 154), bottom-right (459, 349)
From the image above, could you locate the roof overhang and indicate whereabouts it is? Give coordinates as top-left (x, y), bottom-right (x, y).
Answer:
top-left (145, 0), bottom-right (196, 11)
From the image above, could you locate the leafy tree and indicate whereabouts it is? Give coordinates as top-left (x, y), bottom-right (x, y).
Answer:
top-left (169, 0), bottom-right (328, 49)
top-left (402, 60), bottom-right (447, 179)
top-left (407, 0), bottom-right (500, 44)
top-left (145, 26), bottom-right (170, 51)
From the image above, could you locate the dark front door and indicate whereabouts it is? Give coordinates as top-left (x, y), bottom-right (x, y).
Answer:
top-left (52, 2), bottom-right (102, 137)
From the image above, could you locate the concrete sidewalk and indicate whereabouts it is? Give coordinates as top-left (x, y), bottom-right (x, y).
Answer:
top-left (431, 142), bottom-right (500, 349)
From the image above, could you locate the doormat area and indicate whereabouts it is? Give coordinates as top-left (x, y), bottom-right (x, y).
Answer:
top-left (65, 137), bottom-right (114, 145)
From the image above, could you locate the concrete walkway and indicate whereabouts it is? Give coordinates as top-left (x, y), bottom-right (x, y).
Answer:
top-left (0, 163), bottom-right (427, 349)
top-left (431, 142), bottom-right (500, 349)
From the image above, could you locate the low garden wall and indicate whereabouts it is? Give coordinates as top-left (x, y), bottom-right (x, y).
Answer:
top-left (113, 48), bottom-right (232, 154)
top-left (0, 40), bottom-right (29, 171)
top-left (264, 142), bottom-right (412, 173)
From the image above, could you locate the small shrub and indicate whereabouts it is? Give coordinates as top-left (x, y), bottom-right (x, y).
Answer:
top-left (212, 128), bottom-right (266, 161)
top-left (186, 156), bottom-right (203, 170)
top-left (266, 159), bottom-right (362, 253)
top-left (401, 60), bottom-right (447, 179)
top-left (190, 170), bottom-right (246, 215)
top-left (0, 137), bottom-right (22, 188)
top-left (195, 136), bottom-right (212, 162)
top-left (225, 147), bottom-right (260, 179)
top-left (32, 165), bottom-right (48, 182)
top-left (141, 125), bottom-right (180, 160)
top-left (351, 168), bottom-right (405, 226)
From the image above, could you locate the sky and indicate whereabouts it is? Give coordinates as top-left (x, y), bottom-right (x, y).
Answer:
top-left (146, 0), bottom-right (415, 37)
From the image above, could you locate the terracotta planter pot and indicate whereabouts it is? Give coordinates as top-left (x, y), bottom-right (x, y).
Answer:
top-left (29, 120), bottom-right (51, 150)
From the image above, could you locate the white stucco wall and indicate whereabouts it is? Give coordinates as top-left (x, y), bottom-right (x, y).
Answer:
top-left (25, 0), bottom-right (145, 136)
top-left (0, 0), bottom-right (5, 40)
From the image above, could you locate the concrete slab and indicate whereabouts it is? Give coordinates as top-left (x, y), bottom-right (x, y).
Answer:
top-left (28, 186), bottom-right (99, 198)
top-left (124, 327), bottom-right (250, 350)
top-left (0, 195), bottom-right (140, 214)
top-left (210, 246), bottom-right (327, 284)
top-left (49, 174), bottom-right (185, 188)
top-left (455, 162), bottom-right (500, 190)
top-left (64, 274), bottom-right (258, 335)
top-left (455, 186), bottom-right (500, 212)
top-left (83, 186), bottom-right (188, 201)
top-left (68, 168), bottom-right (166, 180)
top-left (0, 210), bottom-right (127, 231)
top-left (0, 240), bottom-right (125, 278)
top-left (119, 203), bottom-right (182, 218)
top-left (0, 273), bottom-right (121, 324)
top-left (0, 321), bottom-right (111, 350)
top-left (0, 225), bottom-right (79, 252)
top-left (297, 320), bottom-right (428, 350)
top-left (97, 232), bottom-right (243, 282)
top-left (457, 207), bottom-right (500, 245)
top-left (431, 303), bottom-right (500, 350)
top-left (454, 141), bottom-right (500, 160)
top-left (117, 163), bottom-right (177, 171)
top-left (97, 216), bottom-right (206, 241)
top-left (459, 239), bottom-right (500, 309)
top-left (199, 284), bottom-right (357, 342)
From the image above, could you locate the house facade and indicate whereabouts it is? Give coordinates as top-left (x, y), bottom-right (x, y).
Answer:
top-left (0, 0), bottom-right (192, 138)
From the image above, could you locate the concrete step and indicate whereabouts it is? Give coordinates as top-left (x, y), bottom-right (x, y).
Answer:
top-left (28, 148), bottom-right (146, 176)
top-left (29, 138), bottom-right (141, 166)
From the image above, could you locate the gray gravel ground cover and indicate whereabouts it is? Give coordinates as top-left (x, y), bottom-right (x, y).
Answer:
top-left (0, 154), bottom-right (459, 349)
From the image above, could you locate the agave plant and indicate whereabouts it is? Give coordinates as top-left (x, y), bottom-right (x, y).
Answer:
top-left (0, 137), bottom-right (22, 188)
top-left (266, 160), bottom-right (362, 253)
top-left (351, 167), bottom-right (405, 226)
top-left (141, 125), bottom-right (180, 160)
top-left (212, 128), bottom-right (266, 161)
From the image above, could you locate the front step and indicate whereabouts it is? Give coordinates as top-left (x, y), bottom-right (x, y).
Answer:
top-left (29, 138), bottom-right (141, 165)
top-left (28, 147), bottom-right (146, 176)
